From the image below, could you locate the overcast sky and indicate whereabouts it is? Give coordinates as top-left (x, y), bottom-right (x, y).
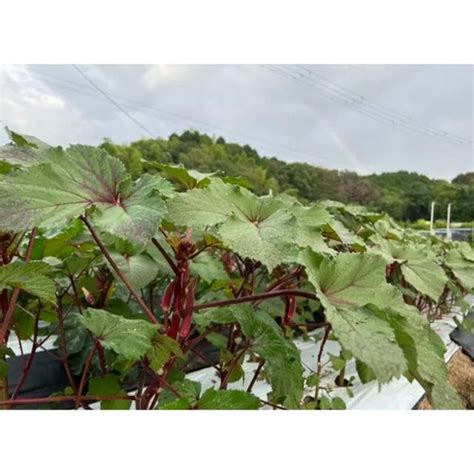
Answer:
top-left (0, 64), bottom-right (472, 180)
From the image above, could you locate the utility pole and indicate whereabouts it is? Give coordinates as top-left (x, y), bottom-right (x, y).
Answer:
top-left (429, 201), bottom-right (436, 236)
top-left (446, 203), bottom-right (452, 241)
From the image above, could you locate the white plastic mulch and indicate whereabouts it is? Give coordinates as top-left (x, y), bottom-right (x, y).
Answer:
top-left (7, 295), bottom-right (473, 409)
top-left (186, 295), bottom-right (473, 410)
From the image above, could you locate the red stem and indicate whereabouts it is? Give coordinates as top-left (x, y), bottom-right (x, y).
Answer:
top-left (75, 340), bottom-right (98, 408)
top-left (80, 215), bottom-right (158, 324)
top-left (0, 227), bottom-right (38, 345)
top-left (191, 289), bottom-right (317, 313)
top-left (151, 237), bottom-right (179, 275)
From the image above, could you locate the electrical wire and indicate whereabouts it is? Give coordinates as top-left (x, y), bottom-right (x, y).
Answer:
top-left (292, 65), bottom-right (472, 145)
top-left (263, 64), bottom-right (472, 147)
top-left (72, 64), bottom-right (157, 137)
top-left (30, 67), bottom-right (347, 168)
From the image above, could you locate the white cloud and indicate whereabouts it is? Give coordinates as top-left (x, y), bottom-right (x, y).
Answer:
top-left (0, 64), bottom-right (93, 145)
top-left (0, 64), bottom-right (472, 180)
top-left (142, 65), bottom-right (190, 89)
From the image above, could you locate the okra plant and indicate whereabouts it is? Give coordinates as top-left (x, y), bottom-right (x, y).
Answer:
top-left (0, 128), bottom-right (473, 410)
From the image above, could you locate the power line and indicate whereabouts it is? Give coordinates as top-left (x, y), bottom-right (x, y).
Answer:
top-left (292, 65), bottom-right (473, 145)
top-left (266, 64), bottom-right (460, 145)
top-left (276, 64), bottom-right (472, 146)
top-left (30, 68), bottom-right (350, 168)
top-left (72, 64), bottom-right (157, 137)
top-left (263, 65), bottom-right (472, 147)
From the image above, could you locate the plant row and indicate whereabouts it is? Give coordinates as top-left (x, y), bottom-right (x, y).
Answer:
top-left (0, 128), bottom-right (473, 410)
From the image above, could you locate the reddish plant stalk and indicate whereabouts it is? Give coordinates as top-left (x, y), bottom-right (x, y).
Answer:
top-left (80, 215), bottom-right (158, 324)
top-left (0, 227), bottom-right (38, 345)
top-left (75, 340), bottom-right (99, 408)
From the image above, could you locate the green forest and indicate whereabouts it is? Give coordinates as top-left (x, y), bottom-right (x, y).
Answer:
top-left (100, 130), bottom-right (474, 223)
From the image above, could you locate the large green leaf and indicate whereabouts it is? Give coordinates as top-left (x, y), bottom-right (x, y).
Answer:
top-left (300, 248), bottom-right (462, 407)
top-left (291, 203), bottom-right (335, 255)
top-left (370, 239), bottom-right (448, 302)
top-left (231, 305), bottom-right (304, 408)
top-left (327, 305), bottom-right (406, 384)
top-left (218, 209), bottom-right (296, 271)
top-left (0, 146), bottom-right (124, 231)
top-left (0, 146), bottom-right (167, 243)
top-left (197, 389), bottom-right (261, 409)
top-left (445, 249), bottom-right (474, 290)
top-left (300, 250), bottom-right (402, 309)
top-left (93, 174), bottom-right (168, 244)
top-left (458, 242), bottom-right (474, 262)
top-left (168, 180), bottom-right (296, 270)
top-left (299, 250), bottom-right (409, 383)
top-left (0, 128), bottom-right (58, 168)
top-left (400, 261), bottom-right (447, 302)
top-left (386, 306), bottom-right (462, 409)
top-left (167, 179), bottom-right (254, 227)
top-left (80, 309), bottom-right (157, 360)
top-left (0, 261), bottom-right (56, 302)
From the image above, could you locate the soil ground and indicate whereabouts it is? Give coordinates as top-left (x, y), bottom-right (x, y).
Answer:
top-left (417, 350), bottom-right (474, 409)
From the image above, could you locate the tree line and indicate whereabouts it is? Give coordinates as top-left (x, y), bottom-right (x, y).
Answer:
top-left (100, 130), bottom-right (474, 223)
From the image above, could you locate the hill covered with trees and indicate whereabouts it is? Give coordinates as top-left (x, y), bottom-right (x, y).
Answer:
top-left (100, 130), bottom-right (474, 222)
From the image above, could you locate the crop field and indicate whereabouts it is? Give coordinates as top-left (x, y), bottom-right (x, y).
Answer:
top-left (0, 129), bottom-right (473, 410)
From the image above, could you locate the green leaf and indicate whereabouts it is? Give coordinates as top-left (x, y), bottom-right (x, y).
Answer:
top-left (197, 389), bottom-right (261, 409)
top-left (168, 180), bottom-right (297, 270)
top-left (5, 127), bottom-right (50, 149)
top-left (205, 333), bottom-right (228, 350)
top-left (291, 203), bottom-right (335, 255)
top-left (231, 305), bottom-right (304, 408)
top-left (323, 219), bottom-right (365, 247)
top-left (147, 334), bottom-right (183, 372)
top-left (356, 359), bottom-right (376, 384)
top-left (458, 242), bottom-right (474, 262)
top-left (218, 209), bottom-right (296, 271)
top-left (194, 307), bottom-right (236, 329)
top-left (108, 251), bottom-right (158, 290)
top-left (328, 353), bottom-right (346, 371)
top-left (189, 252), bottom-right (228, 283)
top-left (167, 179), bottom-right (250, 227)
top-left (0, 261), bottom-right (56, 302)
top-left (0, 345), bottom-right (14, 377)
top-left (80, 309), bottom-right (157, 360)
top-left (331, 397), bottom-right (346, 410)
top-left (87, 374), bottom-right (131, 410)
top-left (370, 239), bottom-right (448, 302)
top-left (13, 308), bottom-right (35, 340)
top-left (0, 360), bottom-right (9, 377)
top-left (54, 311), bottom-right (92, 375)
top-left (158, 380), bottom-right (201, 409)
top-left (93, 174), bottom-right (167, 244)
top-left (0, 146), bottom-right (167, 243)
top-left (445, 250), bottom-right (474, 290)
top-left (0, 128), bottom-right (57, 168)
top-left (300, 249), bottom-right (403, 309)
top-left (0, 146), bottom-right (125, 231)
top-left (386, 306), bottom-right (462, 409)
top-left (400, 260), bottom-right (447, 302)
top-left (157, 163), bottom-right (215, 189)
top-left (299, 249), bottom-right (407, 383)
